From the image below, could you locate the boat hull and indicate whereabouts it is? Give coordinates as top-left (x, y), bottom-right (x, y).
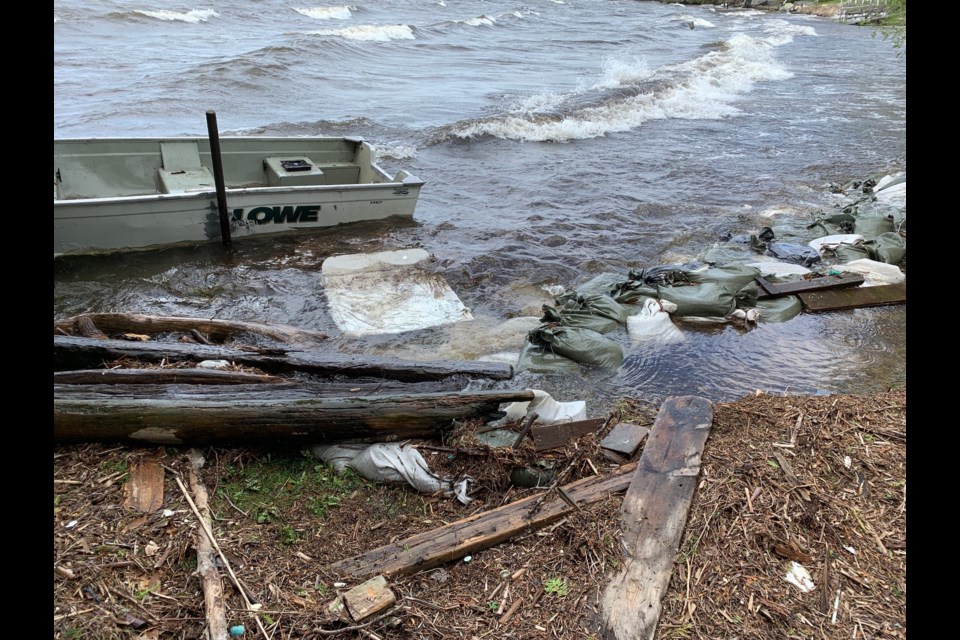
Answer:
top-left (53, 136), bottom-right (424, 257)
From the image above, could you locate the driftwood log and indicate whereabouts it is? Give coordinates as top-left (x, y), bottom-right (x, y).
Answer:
top-left (53, 335), bottom-right (514, 382)
top-left (54, 389), bottom-right (535, 445)
top-left (54, 312), bottom-right (329, 346)
top-left (601, 396), bottom-right (713, 640)
top-left (329, 461), bottom-right (638, 580)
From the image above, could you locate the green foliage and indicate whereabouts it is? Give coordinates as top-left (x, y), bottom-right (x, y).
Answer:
top-left (277, 525), bottom-right (301, 545)
top-left (543, 577), bottom-right (569, 596)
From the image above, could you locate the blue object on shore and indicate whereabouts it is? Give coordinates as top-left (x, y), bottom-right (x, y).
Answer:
top-left (229, 625), bottom-right (245, 636)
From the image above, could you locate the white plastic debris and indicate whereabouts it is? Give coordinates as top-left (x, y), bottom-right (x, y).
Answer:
top-left (626, 298), bottom-right (685, 344)
top-left (162, 509), bottom-right (175, 517)
top-left (844, 456), bottom-right (852, 469)
top-left (837, 259), bottom-right (905, 287)
top-left (489, 389), bottom-right (586, 428)
top-left (745, 260), bottom-right (812, 278)
top-left (808, 234), bottom-right (865, 256)
top-left (197, 359), bottom-right (231, 369)
top-left (321, 248), bottom-right (473, 336)
top-left (311, 443), bottom-right (473, 504)
top-left (873, 172), bottom-right (906, 208)
top-left (784, 561), bottom-right (815, 592)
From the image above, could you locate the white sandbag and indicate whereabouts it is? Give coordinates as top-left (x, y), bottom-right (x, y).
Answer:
top-left (808, 234), bottom-right (864, 255)
top-left (745, 260), bottom-right (812, 278)
top-left (321, 248), bottom-right (473, 336)
top-left (311, 443), bottom-right (472, 504)
top-left (873, 172), bottom-right (906, 208)
top-left (492, 389), bottom-right (587, 427)
top-left (839, 259), bottom-right (905, 287)
top-left (626, 298), bottom-right (685, 344)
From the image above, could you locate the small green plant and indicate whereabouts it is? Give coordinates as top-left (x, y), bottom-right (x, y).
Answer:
top-left (487, 600), bottom-right (499, 611)
top-left (309, 495), bottom-right (342, 518)
top-left (278, 525), bottom-right (300, 545)
top-left (254, 504), bottom-right (280, 524)
top-left (62, 629), bottom-right (84, 640)
top-left (544, 577), bottom-right (568, 596)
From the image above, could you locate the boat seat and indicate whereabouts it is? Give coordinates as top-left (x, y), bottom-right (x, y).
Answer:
top-left (158, 140), bottom-right (215, 194)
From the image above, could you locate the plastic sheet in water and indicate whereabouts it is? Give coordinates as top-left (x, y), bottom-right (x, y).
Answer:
top-left (321, 248), bottom-right (473, 336)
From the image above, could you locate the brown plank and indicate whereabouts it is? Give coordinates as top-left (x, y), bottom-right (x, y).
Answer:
top-left (54, 368), bottom-right (284, 385)
top-left (600, 422), bottom-right (650, 458)
top-left (601, 395), bottom-right (713, 640)
top-left (530, 417), bottom-right (606, 451)
top-left (756, 273), bottom-right (864, 299)
top-left (342, 576), bottom-right (396, 621)
top-left (124, 454), bottom-right (165, 513)
top-left (799, 281), bottom-right (906, 312)
top-left (328, 461), bottom-right (638, 580)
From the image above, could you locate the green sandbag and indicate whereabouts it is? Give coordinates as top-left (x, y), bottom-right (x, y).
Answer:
top-left (807, 212), bottom-right (856, 236)
top-left (657, 282), bottom-right (737, 318)
top-left (556, 291), bottom-right (629, 325)
top-left (734, 281), bottom-right (759, 308)
top-left (516, 340), bottom-right (582, 374)
top-left (526, 326), bottom-right (624, 369)
top-left (755, 295), bottom-right (802, 323)
top-left (572, 273), bottom-right (624, 298)
top-left (832, 242), bottom-right (871, 262)
top-left (540, 304), bottom-right (620, 334)
top-left (688, 264), bottom-right (761, 290)
top-left (854, 215), bottom-right (895, 239)
top-left (865, 232), bottom-right (906, 265)
top-left (610, 265), bottom-right (691, 305)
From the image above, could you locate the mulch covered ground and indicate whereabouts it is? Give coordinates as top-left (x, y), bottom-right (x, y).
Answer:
top-left (53, 389), bottom-right (905, 640)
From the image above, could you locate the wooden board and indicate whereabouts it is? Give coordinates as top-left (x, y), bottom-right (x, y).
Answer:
top-left (601, 396), bottom-right (713, 640)
top-left (600, 422), bottom-right (650, 458)
top-left (124, 455), bottom-right (165, 513)
top-left (799, 281), bottom-right (906, 312)
top-left (756, 273), bottom-right (864, 299)
top-left (328, 461), bottom-right (638, 580)
top-left (342, 576), bottom-right (396, 621)
top-left (530, 418), bottom-right (606, 451)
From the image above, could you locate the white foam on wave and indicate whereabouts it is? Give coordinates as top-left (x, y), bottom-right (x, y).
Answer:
top-left (305, 24), bottom-right (415, 41)
top-left (670, 14), bottom-right (716, 28)
top-left (295, 6), bottom-right (355, 21)
top-left (457, 15), bottom-right (496, 27)
top-left (452, 32), bottom-right (796, 142)
top-left (374, 142), bottom-right (418, 161)
top-left (135, 9), bottom-right (218, 23)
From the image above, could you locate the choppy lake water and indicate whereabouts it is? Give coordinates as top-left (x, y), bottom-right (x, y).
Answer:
top-left (54, 0), bottom-right (907, 411)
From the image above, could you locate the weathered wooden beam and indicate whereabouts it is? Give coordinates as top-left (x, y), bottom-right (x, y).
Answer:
top-left (601, 396), bottom-right (713, 640)
top-left (53, 335), bottom-right (515, 382)
top-left (756, 273), bottom-right (864, 299)
top-left (54, 312), bottom-right (329, 346)
top-left (54, 368), bottom-right (284, 386)
top-left (342, 576), bottom-right (396, 622)
top-left (328, 461), bottom-right (638, 580)
top-left (54, 389), bottom-right (535, 445)
top-left (530, 417), bottom-right (606, 451)
top-left (53, 378), bottom-right (464, 399)
top-left (799, 281), bottom-right (906, 312)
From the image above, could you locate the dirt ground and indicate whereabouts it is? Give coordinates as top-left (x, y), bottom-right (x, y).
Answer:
top-left (53, 385), bottom-right (905, 640)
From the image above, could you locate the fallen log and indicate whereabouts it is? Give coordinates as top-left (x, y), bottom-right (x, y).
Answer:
top-left (54, 375), bottom-right (465, 398)
top-left (54, 389), bottom-right (535, 445)
top-left (328, 461), bottom-right (637, 580)
top-left (54, 312), bottom-right (329, 346)
top-left (53, 335), bottom-right (514, 382)
top-left (185, 453), bottom-right (229, 640)
top-left (601, 396), bottom-right (713, 640)
top-left (54, 368), bottom-right (284, 386)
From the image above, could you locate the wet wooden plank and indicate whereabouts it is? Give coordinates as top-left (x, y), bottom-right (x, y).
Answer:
top-left (756, 273), bottom-right (864, 299)
top-left (799, 281), bottom-right (906, 312)
top-left (600, 422), bottom-right (650, 458)
top-left (601, 396), bottom-right (713, 640)
top-left (530, 418), bottom-right (606, 451)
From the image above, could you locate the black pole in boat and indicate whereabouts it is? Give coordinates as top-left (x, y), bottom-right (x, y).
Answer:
top-left (205, 110), bottom-right (232, 248)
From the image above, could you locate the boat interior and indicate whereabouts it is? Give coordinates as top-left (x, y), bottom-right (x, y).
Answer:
top-left (54, 137), bottom-right (390, 200)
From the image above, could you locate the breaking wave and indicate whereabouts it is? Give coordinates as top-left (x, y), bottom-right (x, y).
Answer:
top-left (294, 6), bottom-right (355, 21)
top-left (132, 9), bottom-right (218, 23)
top-left (302, 24), bottom-right (415, 41)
